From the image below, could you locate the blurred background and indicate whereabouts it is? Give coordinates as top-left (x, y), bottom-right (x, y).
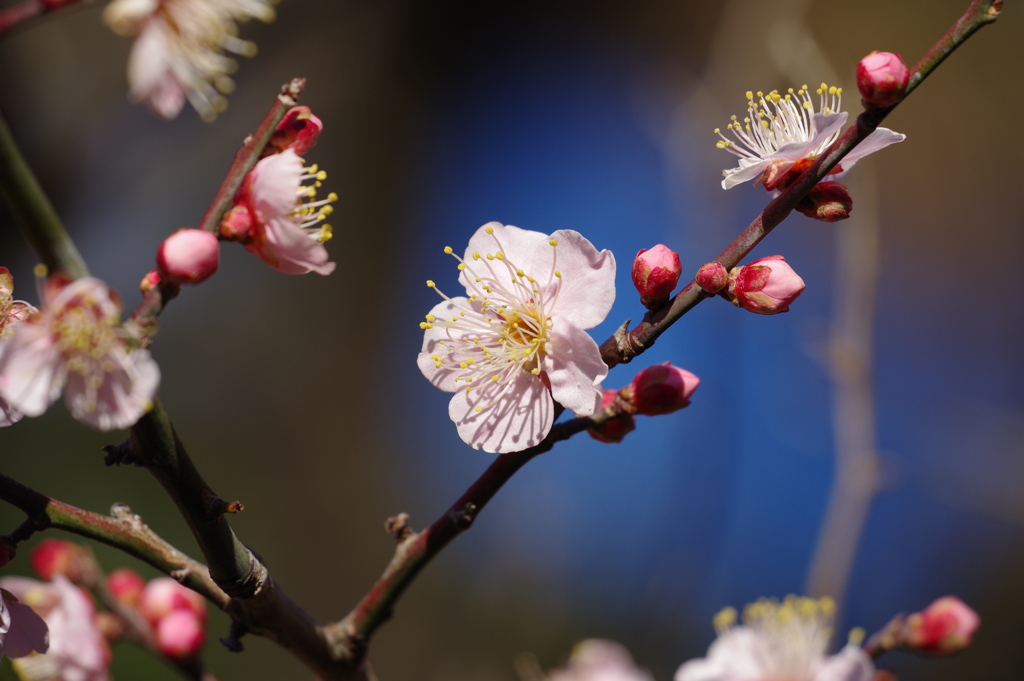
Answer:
top-left (1, 0), bottom-right (1023, 679)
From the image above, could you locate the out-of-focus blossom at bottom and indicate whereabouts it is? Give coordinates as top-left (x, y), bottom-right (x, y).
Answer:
top-left (0, 267), bottom-right (37, 427)
top-left (676, 596), bottom-right (874, 681)
top-left (0, 575), bottom-right (110, 680)
top-left (0, 586), bottom-right (49, 661)
top-left (545, 640), bottom-right (654, 681)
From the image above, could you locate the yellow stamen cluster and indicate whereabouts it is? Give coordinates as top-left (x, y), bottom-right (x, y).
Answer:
top-left (291, 163), bottom-right (337, 243)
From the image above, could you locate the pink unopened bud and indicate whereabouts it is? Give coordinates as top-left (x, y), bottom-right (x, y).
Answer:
top-left (156, 610), bottom-right (206, 660)
top-left (0, 536), bottom-right (15, 567)
top-left (139, 577), bottom-right (207, 626)
top-left (139, 269), bottom-right (161, 295)
top-left (796, 181), bottom-right (853, 223)
top-left (31, 538), bottom-right (94, 582)
top-left (156, 229), bottom-right (220, 285)
top-left (727, 255), bottom-right (806, 315)
top-left (632, 245), bottom-right (682, 308)
top-left (905, 596), bottom-right (980, 654)
top-left (696, 262), bottom-right (728, 294)
top-left (629, 362), bottom-right (700, 416)
top-left (219, 204), bottom-right (254, 242)
top-left (857, 51), bottom-right (909, 107)
top-left (588, 389), bottom-right (635, 444)
top-left (107, 568), bottom-right (146, 607)
top-left (264, 106), bottom-right (323, 157)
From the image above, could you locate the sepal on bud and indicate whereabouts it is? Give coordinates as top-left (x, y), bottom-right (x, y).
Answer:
top-left (696, 263), bottom-right (728, 294)
top-left (904, 596), bottom-right (980, 654)
top-left (796, 182), bottom-right (853, 223)
top-left (626, 362), bottom-right (700, 416)
top-left (156, 229), bottom-right (220, 285)
top-left (857, 51), bottom-right (909, 107)
top-left (632, 245), bottom-right (682, 308)
top-left (219, 204), bottom-right (254, 243)
top-left (588, 388), bottom-right (635, 444)
top-left (727, 255), bottom-right (806, 315)
top-left (264, 106), bottom-right (323, 157)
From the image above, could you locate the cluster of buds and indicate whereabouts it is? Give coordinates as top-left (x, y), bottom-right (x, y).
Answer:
top-left (133, 576), bottom-right (208, 660)
top-left (590, 363), bottom-right (700, 444)
top-left (697, 256), bottom-right (805, 315)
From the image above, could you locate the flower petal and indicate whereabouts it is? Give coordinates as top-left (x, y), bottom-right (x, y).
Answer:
top-left (812, 645), bottom-right (875, 681)
top-left (2, 597), bottom-right (50, 658)
top-left (0, 321), bottom-right (65, 418)
top-left (0, 397), bottom-right (23, 428)
top-left (839, 127), bottom-right (906, 168)
top-left (545, 323), bottom-right (607, 415)
top-left (675, 628), bottom-right (766, 681)
top-left (448, 370), bottom-right (553, 453)
top-left (418, 297), bottom-right (472, 393)
top-left (459, 222), bottom-right (548, 293)
top-left (722, 158), bottom-right (770, 190)
top-left (64, 348), bottom-right (160, 431)
top-left (250, 150), bottom-right (305, 218)
top-left (530, 229), bottom-right (615, 330)
top-left (248, 216), bottom-right (336, 275)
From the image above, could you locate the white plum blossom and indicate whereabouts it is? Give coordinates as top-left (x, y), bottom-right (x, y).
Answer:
top-left (0, 576), bottom-right (109, 681)
top-left (236, 149), bottom-right (337, 275)
top-left (103, 0), bottom-right (277, 120)
top-left (0, 277), bottom-right (160, 431)
top-left (418, 222), bottom-right (615, 453)
top-left (0, 267), bottom-right (36, 427)
top-left (546, 639), bottom-right (654, 681)
top-left (715, 83), bottom-right (905, 190)
top-left (676, 596), bottom-right (874, 681)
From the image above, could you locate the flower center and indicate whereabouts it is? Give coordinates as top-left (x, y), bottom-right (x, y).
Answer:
top-left (51, 298), bottom-right (123, 412)
top-left (714, 83), bottom-right (843, 161)
top-left (290, 163), bottom-right (337, 243)
top-left (422, 228), bottom-right (563, 413)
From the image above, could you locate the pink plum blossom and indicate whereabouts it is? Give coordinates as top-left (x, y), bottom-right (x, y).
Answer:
top-left (418, 222), bottom-right (615, 453)
top-left (103, 0), bottom-right (277, 121)
top-left (676, 596), bottom-right (873, 681)
top-left (715, 83), bottom-right (904, 190)
top-left (1, 586), bottom-right (50, 661)
top-left (0, 267), bottom-right (36, 428)
top-left (234, 150), bottom-right (337, 275)
top-left (0, 277), bottom-right (160, 431)
top-left (139, 577), bottom-right (207, 626)
top-left (727, 255), bottom-right (806, 315)
top-left (0, 576), bottom-right (109, 681)
top-left (546, 640), bottom-right (654, 681)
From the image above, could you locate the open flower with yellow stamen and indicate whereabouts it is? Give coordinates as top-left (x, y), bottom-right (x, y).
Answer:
top-left (676, 596), bottom-right (874, 681)
top-left (0, 278), bottom-right (160, 432)
top-left (716, 83), bottom-right (905, 191)
top-left (418, 222), bottom-right (615, 454)
top-left (103, 0), bottom-right (278, 121)
top-left (233, 149), bottom-right (337, 275)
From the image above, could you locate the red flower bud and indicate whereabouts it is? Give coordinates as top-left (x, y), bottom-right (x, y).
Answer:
top-left (696, 263), bottom-right (728, 294)
top-left (139, 577), bottom-right (207, 626)
top-left (727, 255), bottom-right (805, 315)
top-left (30, 538), bottom-right (94, 582)
top-left (107, 568), bottom-right (146, 607)
top-left (219, 204), bottom-right (254, 243)
top-left (588, 388), bottom-right (635, 444)
top-left (905, 596), bottom-right (980, 654)
top-left (264, 106), bottom-right (323, 157)
top-left (156, 229), bottom-right (220, 285)
top-left (629, 362), bottom-right (700, 416)
top-left (796, 182), bottom-right (853, 223)
top-left (156, 610), bottom-right (206, 660)
top-left (857, 51), bottom-right (909, 107)
top-left (632, 245), bottom-right (682, 308)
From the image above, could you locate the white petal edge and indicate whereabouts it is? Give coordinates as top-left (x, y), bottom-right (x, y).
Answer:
top-left (545, 323), bottom-right (607, 415)
top-left (448, 370), bottom-right (553, 453)
top-left (530, 229), bottom-right (615, 330)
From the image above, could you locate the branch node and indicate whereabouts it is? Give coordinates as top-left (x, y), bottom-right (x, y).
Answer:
top-left (219, 621), bottom-right (248, 653)
top-left (453, 502), bottom-right (478, 529)
top-left (212, 546), bottom-right (267, 599)
top-left (102, 434), bottom-right (144, 467)
top-left (201, 488), bottom-right (244, 520)
top-left (384, 513), bottom-right (413, 542)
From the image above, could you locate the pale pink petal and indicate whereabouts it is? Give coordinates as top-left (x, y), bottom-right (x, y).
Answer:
top-left (127, 23), bottom-right (186, 119)
top-left (448, 370), bottom-right (553, 453)
top-left (48, 577), bottom-right (109, 680)
top-left (250, 150), bottom-right (305, 218)
top-left (459, 222), bottom-right (549, 293)
top-left (545, 323), bottom-right (606, 415)
top-left (837, 127), bottom-right (906, 169)
top-left (417, 297), bottom-right (472, 393)
top-left (812, 646), bottom-right (874, 681)
top-left (531, 229), bottom-right (615, 330)
top-left (809, 112), bottom-right (848, 150)
top-left (722, 158), bottom-right (771, 190)
top-left (249, 216), bottom-right (335, 275)
top-left (49, 278), bottom-right (122, 319)
top-left (0, 321), bottom-right (65, 418)
top-left (2, 598), bottom-right (50, 658)
top-left (64, 348), bottom-right (160, 431)
top-left (675, 628), bottom-right (766, 681)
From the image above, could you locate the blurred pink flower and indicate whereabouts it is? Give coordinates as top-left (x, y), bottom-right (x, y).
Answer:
top-left (0, 586), bottom-right (50, 661)
top-left (0, 267), bottom-right (36, 428)
top-left (0, 277), bottom-right (160, 431)
top-left (546, 640), bottom-right (654, 681)
top-left (676, 596), bottom-right (873, 681)
top-left (905, 596), bottom-right (980, 654)
top-left (0, 576), bottom-right (109, 681)
top-left (715, 84), bottom-right (904, 190)
top-left (236, 150), bottom-right (337, 275)
top-left (418, 222), bottom-right (615, 453)
top-left (103, 0), bottom-right (276, 120)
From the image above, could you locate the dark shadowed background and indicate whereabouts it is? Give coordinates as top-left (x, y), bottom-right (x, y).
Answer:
top-left (2, 1), bottom-right (1023, 679)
